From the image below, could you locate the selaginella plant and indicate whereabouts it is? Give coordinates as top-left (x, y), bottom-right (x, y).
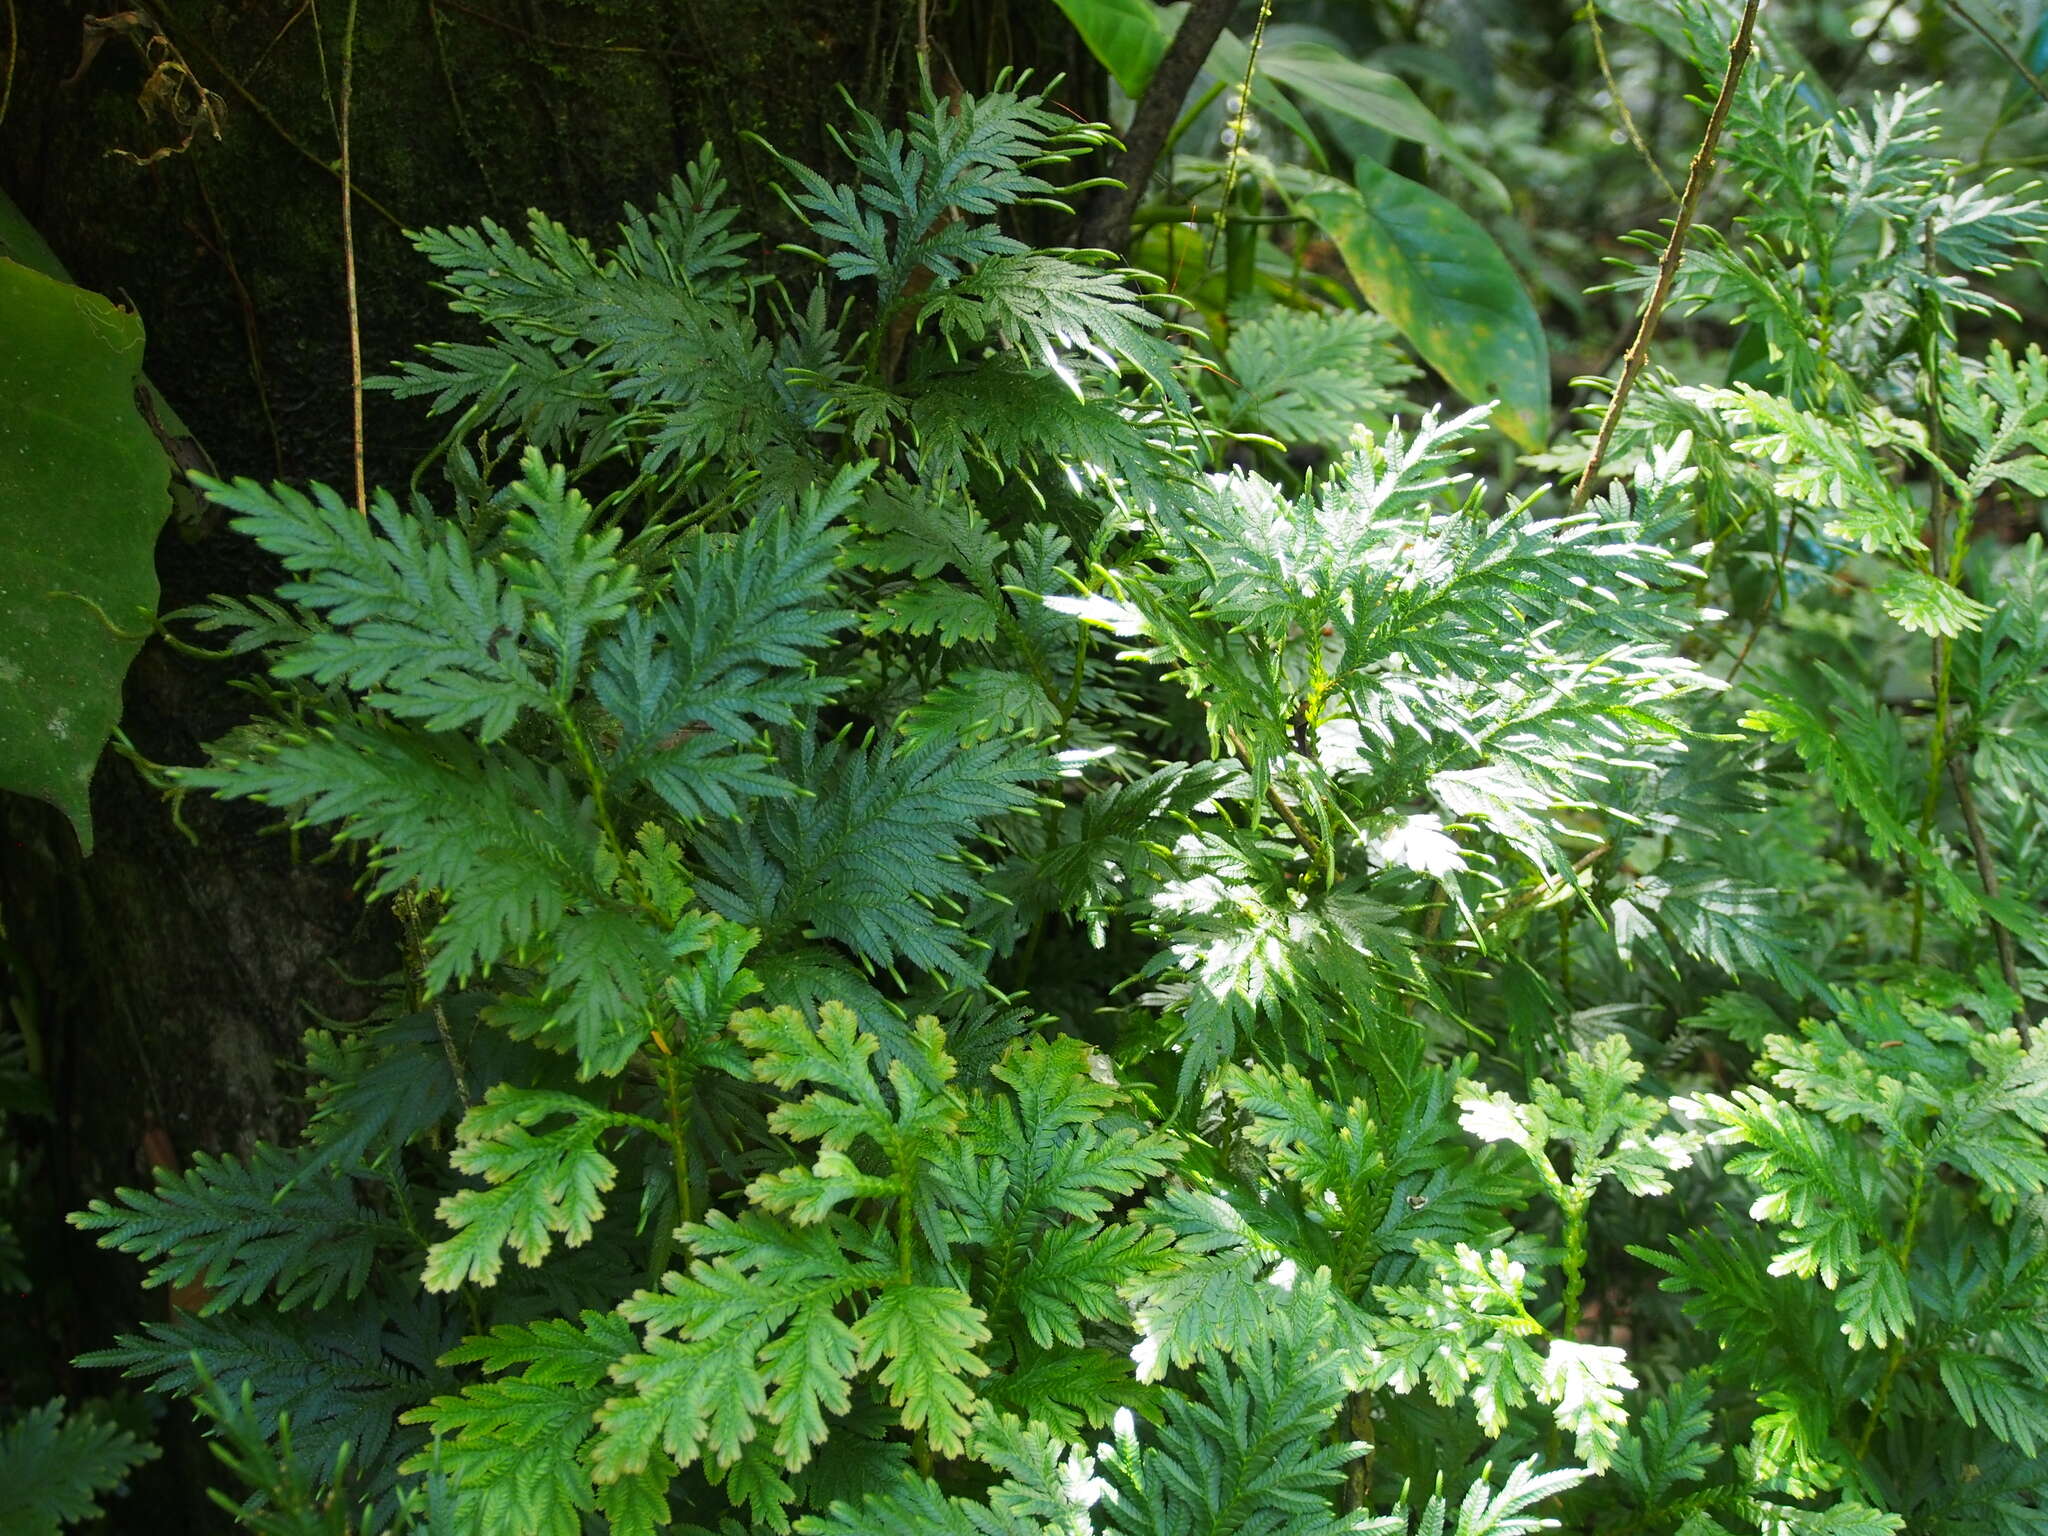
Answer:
top-left (64, 35), bottom-right (2048, 1536)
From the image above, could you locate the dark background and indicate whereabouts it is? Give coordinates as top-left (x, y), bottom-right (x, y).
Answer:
top-left (0, 3), bottom-right (1099, 1520)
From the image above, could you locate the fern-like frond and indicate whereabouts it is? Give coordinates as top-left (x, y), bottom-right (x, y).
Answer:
top-left (0, 1402), bottom-right (157, 1536)
top-left (71, 1144), bottom-right (384, 1314)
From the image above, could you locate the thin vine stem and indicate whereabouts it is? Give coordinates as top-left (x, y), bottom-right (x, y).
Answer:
top-left (1207, 0), bottom-right (1273, 272)
top-left (1855, 1162), bottom-right (1930, 1458)
top-left (1584, 2), bottom-right (1676, 199)
top-left (1944, 0), bottom-right (2048, 112)
top-left (660, 1054), bottom-right (696, 1225)
top-left (0, 0), bottom-right (16, 129)
top-left (1573, 0), bottom-right (1761, 510)
top-left (158, 0), bottom-right (404, 229)
top-left (1947, 752), bottom-right (2032, 1048)
top-left (339, 0), bottom-right (367, 516)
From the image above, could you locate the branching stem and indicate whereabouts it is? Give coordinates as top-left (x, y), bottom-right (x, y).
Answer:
top-left (1559, 1188), bottom-right (1591, 1338)
top-left (1855, 1164), bottom-right (1929, 1458)
top-left (1573, 0), bottom-right (1761, 509)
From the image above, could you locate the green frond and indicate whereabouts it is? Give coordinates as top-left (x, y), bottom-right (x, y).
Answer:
top-left (0, 1403), bottom-right (158, 1536)
top-left (424, 1088), bottom-right (638, 1291)
top-left (71, 1144), bottom-right (384, 1314)
top-left (698, 731), bottom-right (1041, 980)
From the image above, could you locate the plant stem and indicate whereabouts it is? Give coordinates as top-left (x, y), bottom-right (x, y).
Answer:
top-left (1573, 0), bottom-right (1761, 509)
top-left (1208, 0), bottom-right (1272, 274)
top-left (1226, 729), bottom-right (1330, 876)
top-left (155, 0), bottom-right (405, 229)
top-left (1909, 232), bottom-right (1958, 965)
top-left (0, 0), bottom-right (15, 130)
top-left (897, 1191), bottom-right (916, 1285)
top-left (555, 703), bottom-right (630, 871)
top-left (400, 887), bottom-right (472, 1105)
top-left (1074, 0), bottom-right (1238, 252)
top-left (1129, 206), bottom-right (1307, 229)
top-left (1944, 0), bottom-right (2048, 110)
top-left (1908, 635), bottom-right (1953, 963)
top-left (1559, 1189), bottom-right (1591, 1338)
top-left (339, 0), bottom-right (366, 517)
top-left (1341, 1388), bottom-right (1375, 1512)
top-left (1583, 2), bottom-right (1676, 199)
top-left (661, 1055), bottom-right (696, 1225)
top-left (1855, 1164), bottom-right (1929, 1458)
top-left (1947, 752), bottom-right (2032, 1047)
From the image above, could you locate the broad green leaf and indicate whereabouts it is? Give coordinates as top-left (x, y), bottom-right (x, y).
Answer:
top-left (1051, 0), bottom-right (1168, 99)
top-left (0, 258), bottom-right (173, 851)
top-left (1254, 39), bottom-right (1508, 208)
top-left (1282, 163), bottom-right (1549, 449)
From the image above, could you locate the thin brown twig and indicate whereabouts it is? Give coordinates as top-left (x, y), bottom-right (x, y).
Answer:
top-left (1224, 728), bottom-right (1329, 875)
top-left (1947, 753), bottom-right (2032, 1048)
top-left (0, 0), bottom-right (17, 128)
top-left (1585, 2), bottom-right (1676, 200)
top-left (1572, 0), bottom-right (1761, 510)
top-left (187, 173), bottom-right (284, 474)
top-left (246, 0), bottom-right (313, 82)
top-left (152, 0), bottom-right (404, 230)
top-left (1489, 843), bottom-right (1613, 923)
top-left (339, 0), bottom-right (366, 516)
top-left (428, 1), bottom-right (497, 205)
top-left (1944, 0), bottom-right (2048, 111)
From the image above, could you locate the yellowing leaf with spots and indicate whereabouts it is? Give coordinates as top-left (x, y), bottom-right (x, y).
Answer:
top-left (0, 258), bottom-right (172, 851)
top-left (1285, 161), bottom-right (1550, 450)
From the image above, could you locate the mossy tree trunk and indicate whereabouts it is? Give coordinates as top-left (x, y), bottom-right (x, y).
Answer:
top-left (0, 1), bottom-right (1099, 1518)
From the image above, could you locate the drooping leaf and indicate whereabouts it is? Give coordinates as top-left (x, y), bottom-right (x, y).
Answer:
top-left (1281, 162), bottom-right (1550, 449)
top-left (0, 258), bottom-right (174, 849)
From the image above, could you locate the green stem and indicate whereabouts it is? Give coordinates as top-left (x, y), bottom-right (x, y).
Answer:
top-left (1908, 635), bottom-right (1952, 962)
top-left (555, 702), bottom-right (630, 872)
top-left (1855, 1162), bottom-right (1929, 1458)
top-left (897, 1190), bottom-right (916, 1285)
top-left (1559, 1189), bottom-right (1591, 1339)
top-left (661, 1056), bottom-right (696, 1227)
top-left (1908, 232), bottom-right (1958, 965)
top-left (1947, 752), bottom-right (2032, 1047)
top-left (1207, 0), bottom-right (1272, 272)
top-left (1944, 0), bottom-right (2048, 111)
